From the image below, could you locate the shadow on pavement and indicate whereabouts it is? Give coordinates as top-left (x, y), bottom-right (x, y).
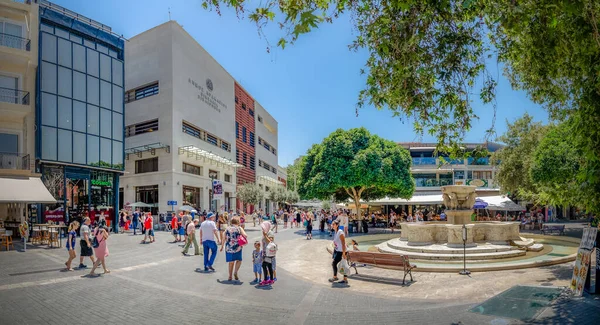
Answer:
top-left (217, 279), bottom-right (244, 285)
top-left (348, 273), bottom-right (414, 287)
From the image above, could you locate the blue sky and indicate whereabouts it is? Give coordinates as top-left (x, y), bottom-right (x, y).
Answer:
top-left (54, 0), bottom-right (549, 166)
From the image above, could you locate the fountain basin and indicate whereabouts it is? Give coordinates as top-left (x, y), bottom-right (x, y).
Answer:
top-left (400, 222), bottom-right (522, 246)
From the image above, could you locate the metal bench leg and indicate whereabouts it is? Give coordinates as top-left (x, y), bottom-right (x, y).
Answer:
top-left (353, 263), bottom-right (358, 275)
top-left (402, 271), bottom-right (407, 285)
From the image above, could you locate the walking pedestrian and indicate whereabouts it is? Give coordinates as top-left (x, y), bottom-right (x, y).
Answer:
top-left (251, 241), bottom-right (262, 284)
top-left (259, 233), bottom-right (278, 286)
top-left (141, 213), bottom-right (154, 244)
top-left (182, 218), bottom-right (201, 256)
top-left (283, 212), bottom-right (288, 229)
top-left (171, 213), bottom-right (180, 242)
top-left (200, 213), bottom-right (219, 271)
top-left (131, 209), bottom-right (140, 235)
top-left (329, 219), bottom-right (348, 284)
top-left (88, 226), bottom-right (109, 277)
top-left (64, 221), bottom-right (79, 271)
top-left (220, 217), bottom-right (247, 281)
top-left (77, 217), bottom-right (95, 269)
top-left (306, 213), bottom-right (313, 240)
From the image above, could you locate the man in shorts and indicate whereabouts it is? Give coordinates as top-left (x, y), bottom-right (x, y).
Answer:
top-left (78, 217), bottom-right (95, 269)
top-left (171, 213), bottom-right (180, 242)
top-left (141, 213), bottom-right (154, 244)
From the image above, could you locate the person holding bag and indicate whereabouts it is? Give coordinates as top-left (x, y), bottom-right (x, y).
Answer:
top-left (88, 226), bottom-right (110, 277)
top-left (220, 217), bottom-right (247, 281)
top-left (329, 219), bottom-right (349, 284)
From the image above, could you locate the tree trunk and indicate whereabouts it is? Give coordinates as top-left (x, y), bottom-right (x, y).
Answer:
top-left (353, 195), bottom-right (361, 233)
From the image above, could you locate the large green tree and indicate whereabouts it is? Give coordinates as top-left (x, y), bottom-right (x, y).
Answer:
top-left (299, 127), bottom-right (414, 215)
top-left (204, 0), bottom-right (600, 212)
top-left (236, 183), bottom-right (264, 209)
top-left (492, 114), bottom-right (550, 201)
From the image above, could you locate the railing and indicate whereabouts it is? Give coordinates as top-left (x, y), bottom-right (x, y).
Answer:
top-left (39, 0), bottom-right (112, 33)
top-left (468, 157), bottom-right (490, 165)
top-left (0, 87), bottom-right (30, 105)
top-left (415, 179), bottom-right (453, 187)
top-left (412, 157), bottom-right (437, 165)
top-left (439, 157), bottom-right (465, 165)
top-left (0, 33), bottom-right (31, 51)
top-left (0, 153), bottom-right (30, 170)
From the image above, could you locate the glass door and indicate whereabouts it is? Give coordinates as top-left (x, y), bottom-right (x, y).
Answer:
top-left (0, 74), bottom-right (18, 104)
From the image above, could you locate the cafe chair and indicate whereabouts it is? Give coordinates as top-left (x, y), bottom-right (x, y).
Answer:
top-left (1, 230), bottom-right (14, 251)
top-left (49, 230), bottom-right (60, 248)
top-left (31, 227), bottom-right (42, 245)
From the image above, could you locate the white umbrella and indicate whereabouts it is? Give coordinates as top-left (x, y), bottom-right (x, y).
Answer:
top-left (127, 202), bottom-right (152, 208)
top-left (178, 205), bottom-right (197, 213)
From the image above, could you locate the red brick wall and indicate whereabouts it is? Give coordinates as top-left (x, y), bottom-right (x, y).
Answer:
top-left (235, 83), bottom-right (256, 212)
top-left (278, 177), bottom-right (287, 187)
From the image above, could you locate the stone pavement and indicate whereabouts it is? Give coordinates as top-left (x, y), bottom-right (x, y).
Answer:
top-left (0, 224), bottom-right (598, 325)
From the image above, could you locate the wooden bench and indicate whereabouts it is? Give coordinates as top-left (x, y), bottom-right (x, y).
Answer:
top-left (347, 251), bottom-right (416, 284)
top-left (541, 225), bottom-right (565, 235)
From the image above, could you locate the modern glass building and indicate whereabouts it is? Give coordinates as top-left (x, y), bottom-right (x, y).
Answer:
top-left (35, 1), bottom-right (124, 229)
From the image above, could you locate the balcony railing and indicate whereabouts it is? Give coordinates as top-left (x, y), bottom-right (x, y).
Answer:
top-left (0, 87), bottom-right (30, 105)
top-left (468, 157), bottom-right (490, 165)
top-left (0, 33), bottom-right (31, 51)
top-left (412, 157), bottom-right (437, 165)
top-left (415, 179), bottom-right (453, 187)
top-left (0, 153), bottom-right (30, 170)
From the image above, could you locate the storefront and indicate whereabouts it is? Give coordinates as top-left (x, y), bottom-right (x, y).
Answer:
top-left (40, 164), bottom-right (120, 229)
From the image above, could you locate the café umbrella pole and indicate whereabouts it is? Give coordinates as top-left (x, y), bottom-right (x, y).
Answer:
top-left (459, 224), bottom-right (471, 275)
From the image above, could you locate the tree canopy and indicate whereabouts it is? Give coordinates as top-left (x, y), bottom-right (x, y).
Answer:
top-left (204, 0), bottom-right (600, 212)
top-left (236, 183), bottom-right (264, 206)
top-left (299, 127), bottom-right (414, 214)
top-left (268, 186), bottom-right (300, 207)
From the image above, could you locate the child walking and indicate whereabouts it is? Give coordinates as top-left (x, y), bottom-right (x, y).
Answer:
top-left (259, 234), bottom-right (278, 286)
top-left (251, 241), bottom-right (263, 284)
top-left (64, 221), bottom-right (79, 271)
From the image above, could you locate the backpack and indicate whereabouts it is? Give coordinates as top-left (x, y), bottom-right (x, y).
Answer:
top-left (92, 228), bottom-right (103, 248)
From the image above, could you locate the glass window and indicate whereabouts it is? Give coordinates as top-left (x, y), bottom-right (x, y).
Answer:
top-left (70, 33), bottom-right (82, 43)
top-left (73, 132), bottom-right (86, 164)
top-left (41, 33), bottom-right (57, 63)
top-left (40, 24), bottom-right (54, 33)
top-left (57, 67), bottom-right (72, 97)
top-left (57, 97), bottom-right (71, 129)
top-left (112, 140), bottom-right (123, 168)
top-left (87, 104), bottom-right (99, 135)
top-left (57, 129), bottom-right (72, 162)
top-left (112, 85), bottom-right (123, 113)
top-left (87, 135), bottom-right (99, 165)
top-left (108, 49), bottom-right (117, 59)
top-left (112, 112), bottom-right (123, 141)
top-left (73, 101), bottom-right (86, 132)
top-left (100, 54), bottom-right (111, 82)
top-left (100, 80), bottom-right (111, 109)
top-left (96, 44), bottom-right (108, 54)
top-left (41, 93), bottom-right (57, 127)
top-left (100, 108), bottom-right (111, 138)
top-left (111, 59), bottom-right (122, 86)
top-left (73, 43), bottom-right (86, 72)
top-left (41, 62), bottom-right (57, 94)
top-left (135, 158), bottom-right (158, 174)
top-left (41, 126), bottom-right (57, 160)
top-left (87, 76), bottom-right (99, 105)
top-left (73, 71), bottom-right (86, 102)
top-left (54, 27), bottom-right (69, 39)
top-left (83, 38), bottom-right (94, 48)
top-left (86, 48), bottom-right (99, 77)
top-left (100, 138), bottom-right (111, 166)
top-left (57, 38), bottom-right (72, 68)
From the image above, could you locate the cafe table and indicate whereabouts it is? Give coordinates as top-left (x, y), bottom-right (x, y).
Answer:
top-left (48, 225), bottom-right (67, 248)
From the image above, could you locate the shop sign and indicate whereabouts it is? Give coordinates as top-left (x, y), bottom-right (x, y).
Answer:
top-left (212, 180), bottom-right (223, 200)
top-left (466, 179), bottom-right (488, 187)
top-left (91, 179), bottom-right (112, 187)
top-left (571, 227), bottom-right (598, 296)
top-left (188, 78), bottom-right (228, 113)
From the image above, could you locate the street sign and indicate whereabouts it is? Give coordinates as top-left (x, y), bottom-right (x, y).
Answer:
top-left (167, 200), bottom-right (177, 206)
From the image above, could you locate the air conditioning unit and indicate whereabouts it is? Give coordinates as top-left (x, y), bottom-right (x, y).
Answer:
top-left (1, 155), bottom-right (18, 169)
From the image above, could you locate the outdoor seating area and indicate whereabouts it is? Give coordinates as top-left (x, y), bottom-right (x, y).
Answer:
top-left (347, 251), bottom-right (417, 285)
top-left (541, 225), bottom-right (566, 236)
top-left (29, 224), bottom-right (67, 248)
top-left (0, 228), bottom-right (15, 251)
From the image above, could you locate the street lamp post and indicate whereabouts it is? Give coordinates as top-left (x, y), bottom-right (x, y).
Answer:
top-left (459, 224), bottom-right (471, 275)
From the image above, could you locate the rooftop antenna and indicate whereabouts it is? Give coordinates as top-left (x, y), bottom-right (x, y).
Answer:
top-left (168, 7), bottom-right (171, 21)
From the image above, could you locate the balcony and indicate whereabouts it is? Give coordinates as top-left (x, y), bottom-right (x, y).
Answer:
top-left (0, 153), bottom-right (30, 170)
top-left (468, 157), bottom-right (490, 165)
top-left (0, 33), bottom-right (31, 51)
top-left (415, 178), bottom-right (453, 187)
top-left (412, 157), bottom-right (437, 165)
top-left (0, 87), bottom-right (30, 105)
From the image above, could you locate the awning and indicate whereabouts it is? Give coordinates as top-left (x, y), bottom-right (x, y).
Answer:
top-left (368, 194), bottom-right (443, 205)
top-left (258, 175), bottom-right (283, 185)
top-left (479, 196), bottom-right (525, 211)
top-left (178, 145), bottom-right (243, 168)
top-left (0, 177), bottom-right (57, 203)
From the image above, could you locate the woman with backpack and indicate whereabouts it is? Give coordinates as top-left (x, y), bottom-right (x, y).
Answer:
top-left (88, 226), bottom-right (110, 277)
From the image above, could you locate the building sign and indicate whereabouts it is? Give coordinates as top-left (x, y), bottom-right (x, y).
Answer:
top-left (91, 179), bottom-right (112, 187)
top-left (212, 180), bottom-right (223, 200)
top-left (188, 78), bottom-right (227, 113)
top-left (466, 179), bottom-right (488, 187)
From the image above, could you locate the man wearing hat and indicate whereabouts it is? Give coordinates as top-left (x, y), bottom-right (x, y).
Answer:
top-left (199, 212), bottom-right (219, 271)
top-left (181, 218), bottom-right (200, 256)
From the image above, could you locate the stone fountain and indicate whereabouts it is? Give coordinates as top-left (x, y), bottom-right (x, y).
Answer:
top-left (377, 185), bottom-right (542, 261)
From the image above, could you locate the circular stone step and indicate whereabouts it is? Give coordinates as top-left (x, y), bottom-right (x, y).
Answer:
top-left (385, 238), bottom-right (517, 254)
top-left (376, 243), bottom-right (527, 261)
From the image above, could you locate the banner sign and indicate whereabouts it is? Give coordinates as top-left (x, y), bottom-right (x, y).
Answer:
top-left (212, 180), bottom-right (223, 200)
top-left (571, 227), bottom-right (598, 296)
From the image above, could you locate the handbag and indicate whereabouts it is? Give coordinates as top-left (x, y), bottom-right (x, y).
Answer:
top-left (92, 228), bottom-right (102, 248)
top-left (338, 258), bottom-right (350, 276)
top-left (237, 233), bottom-right (248, 247)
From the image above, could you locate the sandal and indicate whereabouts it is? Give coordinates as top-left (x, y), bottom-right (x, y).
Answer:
top-left (103, 270), bottom-right (111, 274)
top-left (234, 273), bottom-right (239, 281)
top-left (328, 277), bottom-right (339, 283)
top-left (228, 277), bottom-right (232, 281)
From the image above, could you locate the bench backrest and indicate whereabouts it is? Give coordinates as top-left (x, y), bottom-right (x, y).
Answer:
top-left (348, 251), bottom-right (406, 267)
